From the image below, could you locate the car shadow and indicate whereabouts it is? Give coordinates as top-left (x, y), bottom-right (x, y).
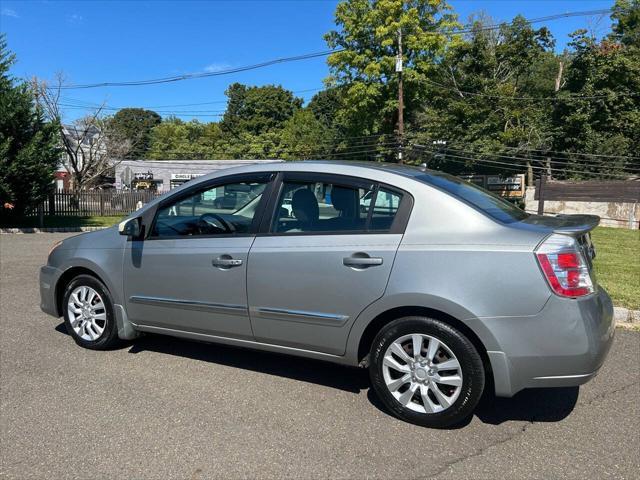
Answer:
top-left (127, 332), bottom-right (370, 394)
top-left (367, 384), bottom-right (579, 428)
top-left (474, 386), bottom-right (579, 425)
top-left (54, 322), bottom-right (579, 424)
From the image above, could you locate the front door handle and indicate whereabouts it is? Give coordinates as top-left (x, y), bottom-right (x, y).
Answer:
top-left (343, 255), bottom-right (383, 268)
top-left (212, 255), bottom-right (243, 269)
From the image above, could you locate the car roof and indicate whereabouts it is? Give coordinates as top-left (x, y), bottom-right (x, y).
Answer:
top-left (192, 160), bottom-right (431, 183)
top-left (140, 160), bottom-right (439, 214)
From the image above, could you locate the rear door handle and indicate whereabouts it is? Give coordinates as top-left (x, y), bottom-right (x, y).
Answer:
top-left (343, 256), bottom-right (383, 268)
top-left (212, 256), bottom-right (243, 269)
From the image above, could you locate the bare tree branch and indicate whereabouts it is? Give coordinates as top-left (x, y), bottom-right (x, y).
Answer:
top-left (35, 75), bottom-right (131, 191)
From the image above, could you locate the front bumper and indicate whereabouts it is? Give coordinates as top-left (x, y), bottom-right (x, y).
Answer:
top-left (484, 287), bottom-right (615, 397)
top-left (40, 265), bottom-right (62, 317)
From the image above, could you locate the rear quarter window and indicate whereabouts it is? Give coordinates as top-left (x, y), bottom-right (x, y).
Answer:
top-left (417, 172), bottom-right (529, 224)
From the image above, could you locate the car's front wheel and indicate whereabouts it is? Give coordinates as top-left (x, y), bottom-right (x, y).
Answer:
top-left (369, 316), bottom-right (484, 428)
top-left (63, 274), bottom-right (120, 350)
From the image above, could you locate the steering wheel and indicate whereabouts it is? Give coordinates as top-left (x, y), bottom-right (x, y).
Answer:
top-left (198, 213), bottom-right (236, 234)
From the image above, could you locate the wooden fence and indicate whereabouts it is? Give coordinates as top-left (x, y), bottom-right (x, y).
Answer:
top-left (30, 190), bottom-right (161, 217)
top-left (532, 177), bottom-right (640, 228)
top-left (535, 178), bottom-right (640, 204)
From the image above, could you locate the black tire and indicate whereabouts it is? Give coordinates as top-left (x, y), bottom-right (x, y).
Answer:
top-left (369, 316), bottom-right (484, 428)
top-left (62, 274), bottom-right (121, 350)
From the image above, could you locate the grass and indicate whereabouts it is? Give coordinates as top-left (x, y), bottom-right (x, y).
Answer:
top-left (0, 215), bottom-right (123, 228)
top-left (591, 226), bottom-right (640, 310)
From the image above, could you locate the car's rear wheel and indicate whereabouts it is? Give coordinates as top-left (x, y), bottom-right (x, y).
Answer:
top-left (62, 274), bottom-right (120, 350)
top-left (369, 316), bottom-right (484, 428)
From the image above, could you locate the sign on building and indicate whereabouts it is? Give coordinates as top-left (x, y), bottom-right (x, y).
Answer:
top-left (460, 174), bottom-right (526, 198)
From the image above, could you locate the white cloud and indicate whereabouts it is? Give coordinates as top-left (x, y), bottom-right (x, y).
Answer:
top-left (204, 63), bottom-right (232, 73)
top-left (67, 13), bottom-right (83, 24)
top-left (1, 8), bottom-right (19, 18)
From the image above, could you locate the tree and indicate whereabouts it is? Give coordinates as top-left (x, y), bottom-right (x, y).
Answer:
top-left (552, 1), bottom-right (640, 178)
top-left (0, 36), bottom-right (60, 218)
top-left (109, 108), bottom-right (161, 159)
top-left (324, 0), bottom-right (458, 145)
top-left (147, 118), bottom-right (221, 159)
top-left (36, 75), bottom-right (132, 190)
top-left (220, 83), bottom-right (303, 136)
top-left (280, 109), bottom-right (334, 159)
top-left (610, 0), bottom-right (639, 46)
top-left (413, 15), bottom-right (556, 176)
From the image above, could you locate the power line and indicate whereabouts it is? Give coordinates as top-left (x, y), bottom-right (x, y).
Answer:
top-left (141, 141), bottom-right (400, 161)
top-left (508, 146), bottom-right (640, 161)
top-left (410, 144), bottom-right (634, 179)
top-left (427, 143), bottom-right (640, 172)
top-left (58, 103), bottom-right (227, 115)
top-left (47, 50), bottom-right (340, 90)
top-left (59, 87), bottom-right (323, 110)
top-left (44, 9), bottom-right (612, 91)
top-left (444, 9), bottom-right (611, 35)
top-left (424, 77), bottom-right (637, 101)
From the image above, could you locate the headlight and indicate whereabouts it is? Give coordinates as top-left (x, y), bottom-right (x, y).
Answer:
top-left (48, 240), bottom-right (63, 258)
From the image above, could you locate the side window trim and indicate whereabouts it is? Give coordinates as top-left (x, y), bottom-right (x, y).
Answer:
top-left (147, 172), bottom-right (276, 240)
top-left (364, 184), bottom-right (380, 231)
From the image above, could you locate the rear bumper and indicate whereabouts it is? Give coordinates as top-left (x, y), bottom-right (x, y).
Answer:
top-left (39, 265), bottom-right (62, 317)
top-left (484, 287), bottom-right (615, 397)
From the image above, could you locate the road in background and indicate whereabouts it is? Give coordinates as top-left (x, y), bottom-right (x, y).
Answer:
top-left (1, 233), bottom-right (638, 479)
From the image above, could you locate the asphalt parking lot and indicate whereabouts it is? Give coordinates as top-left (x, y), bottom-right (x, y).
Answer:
top-left (1, 232), bottom-right (638, 479)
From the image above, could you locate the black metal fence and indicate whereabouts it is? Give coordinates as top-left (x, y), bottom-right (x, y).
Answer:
top-left (29, 190), bottom-right (161, 217)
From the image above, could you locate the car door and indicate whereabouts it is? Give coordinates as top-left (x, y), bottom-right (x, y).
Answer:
top-left (123, 173), bottom-right (273, 339)
top-left (247, 172), bottom-right (412, 355)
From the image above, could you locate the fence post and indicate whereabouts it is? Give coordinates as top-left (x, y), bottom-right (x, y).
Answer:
top-left (37, 203), bottom-right (44, 228)
top-left (48, 193), bottom-right (55, 216)
top-left (100, 191), bottom-right (105, 216)
top-left (537, 175), bottom-right (546, 215)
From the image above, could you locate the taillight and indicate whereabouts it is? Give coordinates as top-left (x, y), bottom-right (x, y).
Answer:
top-left (535, 234), bottom-right (594, 298)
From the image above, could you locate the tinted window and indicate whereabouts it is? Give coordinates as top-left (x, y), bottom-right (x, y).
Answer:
top-left (152, 179), bottom-right (268, 237)
top-left (418, 172), bottom-right (528, 224)
top-left (272, 179), bottom-right (403, 234)
top-left (273, 180), bottom-right (372, 233)
top-left (370, 188), bottom-right (402, 231)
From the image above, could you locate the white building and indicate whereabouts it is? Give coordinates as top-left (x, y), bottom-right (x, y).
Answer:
top-left (114, 159), bottom-right (282, 191)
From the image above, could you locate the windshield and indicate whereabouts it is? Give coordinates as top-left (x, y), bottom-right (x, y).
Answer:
top-left (417, 172), bottom-right (529, 224)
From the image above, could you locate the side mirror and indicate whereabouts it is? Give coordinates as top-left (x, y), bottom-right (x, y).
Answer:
top-left (118, 217), bottom-right (142, 238)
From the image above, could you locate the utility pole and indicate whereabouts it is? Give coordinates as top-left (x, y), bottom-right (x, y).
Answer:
top-left (396, 28), bottom-right (404, 164)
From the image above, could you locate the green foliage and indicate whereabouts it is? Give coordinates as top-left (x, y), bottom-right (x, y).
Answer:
top-left (412, 15), bottom-right (556, 173)
top-left (221, 83), bottom-right (302, 136)
top-left (130, 0), bottom-right (640, 178)
top-left (280, 109), bottom-right (334, 159)
top-left (610, 0), bottom-right (640, 46)
top-left (0, 35), bottom-right (60, 217)
top-left (325, 0), bottom-right (458, 136)
top-left (109, 108), bottom-right (161, 158)
top-left (552, 4), bottom-right (640, 178)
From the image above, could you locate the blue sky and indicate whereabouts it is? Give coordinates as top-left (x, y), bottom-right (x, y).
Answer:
top-left (1, 0), bottom-right (614, 122)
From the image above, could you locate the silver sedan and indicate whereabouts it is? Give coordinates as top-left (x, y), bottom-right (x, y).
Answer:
top-left (40, 161), bottom-right (614, 427)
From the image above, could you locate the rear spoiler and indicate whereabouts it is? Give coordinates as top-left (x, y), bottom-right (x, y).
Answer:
top-left (552, 214), bottom-right (600, 236)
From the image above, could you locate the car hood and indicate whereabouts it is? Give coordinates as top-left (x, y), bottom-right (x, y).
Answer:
top-left (58, 225), bottom-right (123, 250)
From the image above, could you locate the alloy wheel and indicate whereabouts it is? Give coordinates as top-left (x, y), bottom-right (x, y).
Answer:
top-left (67, 286), bottom-right (107, 341)
top-left (381, 333), bottom-right (463, 414)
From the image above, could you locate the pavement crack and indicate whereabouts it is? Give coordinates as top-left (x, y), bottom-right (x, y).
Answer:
top-left (425, 381), bottom-right (639, 480)
top-left (578, 381), bottom-right (639, 407)
top-left (425, 422), bottom-right (535, 479)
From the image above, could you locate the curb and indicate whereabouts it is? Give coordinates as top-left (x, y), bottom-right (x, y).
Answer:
top-left (0, 226), bottom-right (109, 234)
top-left (614, 306), bottom-right (640, 326)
